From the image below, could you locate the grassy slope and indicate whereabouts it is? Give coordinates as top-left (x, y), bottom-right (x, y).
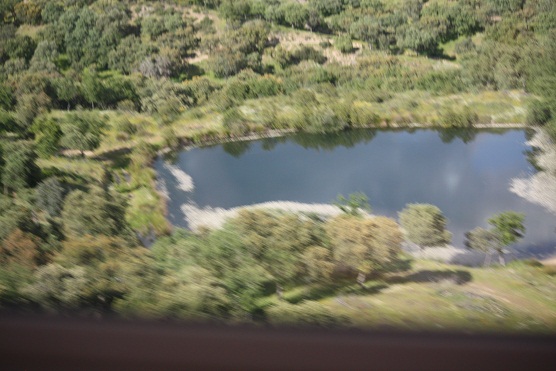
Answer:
top-left (266, 259), bottom-right (556, 333)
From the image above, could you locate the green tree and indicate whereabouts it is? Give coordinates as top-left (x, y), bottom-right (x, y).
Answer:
top-left (209, 48), bottom-right (246, 78)
top-left (5, 35), bottom-right (36, 62)
top-left (1, 141), bottom-right (41, 193)
top-left (54, 235), bottom-right (149, 311)
top-left (464, 227), bottom-right (500, 266)
top-left (335, 34), bottom-right (354, 53)
top-left (310, 0), bottom-right (344, 17)
top-left (302, 246), bottom-right (334, 283)
top-left (23, 264), bottom-right (89, 311)
top-left (326, 215), bottom-right (402, 285)
top-left (151, 266), bottom-right (230, 319)
top-left (29, 40), bottom-right (59, 73)
top-left (0, 110), bottom-right (17, 134)
top-left (396, 23), bottom-right (440, 55)
top-left (232, 210), bottom-right (315, 298)
top-left (30, 116), bottom-right (62, 158)
top-left (60, 112), bottom-right (106, 156)
top-left (14, 92), bottom-right (52, 132)
top-left (0, 83), bottom-right (13, 110)
top-left (398, 204), bottom-right (452, 247)
top-left (219, 0), bottom-right (251, 22)
top-left (61, 188), bottom-right (129, 238)
top-left (35, 177), bottom-right (65, 217)
top-left (14, 1), bottom-right (42, 25)
top-left (141, 16), bottom-right (167, 39)
top-left (107, 35), bottom-right (153, 74)
top-left (53, 75), bottom-right (81, 111)
top-left (282, 2), bottom-right (309, 29)
top-left (526, 100), bottom-right (552, 126)
top-left (41, 2), bottom-right (64, 24)
top-left (488, 211), bottom-right (525, 265)
top-left (81, 68), bottom-right (103, 109)
top-left (334, 192), bottom-right (371, 216)
top-left (0, 194), bottom-right (41, 241)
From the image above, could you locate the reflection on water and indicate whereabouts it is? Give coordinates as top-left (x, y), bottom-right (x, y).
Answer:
top-left (156, 129), bottom-right (555, 256)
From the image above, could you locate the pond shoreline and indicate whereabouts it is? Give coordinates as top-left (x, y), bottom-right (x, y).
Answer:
top-left (157, 122), bottom-right (527, 155)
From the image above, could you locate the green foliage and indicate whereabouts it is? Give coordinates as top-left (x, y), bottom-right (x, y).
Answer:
top-left (282, 2), bottom-right (309, 29)
top-left (61, 187), bottom-right (129, 238)
top-left (487, 0), bottom-right (526, 15)
top-left (35, 177), bottom-right (66, 217)
top-left (60, 111), bottom-right (106, 155)
top-left (5, 35), bottom-right (37, 62)
top-left (108, 35), bottom-right (151, 74)
top-left (302, 246), bottom-right (334, 283)
top-left (1, 141), bottom-right (41, 192)
top-left (0, 83), bottom-right (14, 110)
top-left (219, 0), bottom-right (251, 22)
top-left (52, 75), bottom-right (81, 111)
top-left (30, 116), bottom-right (62, 158)
top-left (454, 37), bottom-right (476, 55)
top-left (465, 227), bottom-right (500, 254)
top-left (14, 0), bottom-right (42, 25)
top-left (24, 264), bottom-right (88, 311)
top-left (149, 265), bottom-right (231, 319)
top-left (0, 194), bottom-right (41, 241)
top-left (416, 69), bottom-right (471, 95)
top-left (334, 192), bottom-right (371, 216)
top-left (0, 263), bottom-right (34, 306)
top-left (526, 100), bottom-right (552, 126)
top-left (310, 0), bottom-right (344, 17)
top-left (438, 106), bottom-right (479, 128)
top-left (488, 211), bottom-right (526, 247)
top-left (222, 108), bottom-right (249, 136)
top-left (326, 214), bottom-right (402, 281)
top-left (399, 204), bottom-right (452, 247)
top-left (0, 110), bottom-right (16, 133)
top-left (209, 48), bottom-right (246, 78)
top-left (232, 209), bottom-right (316, 289)
top-left (335, 34), bottom-right (354, 54)
top-left (396, 23), bottom-right (440, 55)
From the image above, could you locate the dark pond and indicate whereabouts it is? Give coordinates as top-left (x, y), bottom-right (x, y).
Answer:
top-left (155, 128), bottom-right (555, 256)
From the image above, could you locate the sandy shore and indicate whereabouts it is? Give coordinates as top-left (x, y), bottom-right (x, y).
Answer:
top-left (181, 201), bottom-right (372, 231)
top-left (510, 129), bottom-right (556, 215)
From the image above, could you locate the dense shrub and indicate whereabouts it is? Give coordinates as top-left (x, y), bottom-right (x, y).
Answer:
top-left (415, 69), bottom-right (471, 94)
top-left (399, 204), bottom-right (452, 247)
top-left (526, 100), bottom-right (552, 126)
top-left (222, 108), bottom-right (250, 136)
top-left (437, 107), bottom-right (479, 128)
top-left (335, 34), bottom-right (354, 54)
top-left (349, 101), bottom-right (381, 127)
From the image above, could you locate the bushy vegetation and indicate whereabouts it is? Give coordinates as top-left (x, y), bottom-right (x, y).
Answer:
top-left (399, 203), bottom-right (452, 247)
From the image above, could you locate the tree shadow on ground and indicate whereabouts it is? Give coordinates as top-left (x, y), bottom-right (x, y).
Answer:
top-left (283, 267), bottom-right (471, 304)
top-left (94, 147), bottom-right (132, 168)
top-left (386, 270), bottom-right (472, 285)
top-left (285, 285), bottom-right (339, 304)
top-left (41, 167), bottom-right (94, 188)
top-left (285, 281), bottom-right (390, 304)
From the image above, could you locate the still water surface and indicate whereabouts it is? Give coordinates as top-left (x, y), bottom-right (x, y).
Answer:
top-left (155, 129), bottom-right (555, 255)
